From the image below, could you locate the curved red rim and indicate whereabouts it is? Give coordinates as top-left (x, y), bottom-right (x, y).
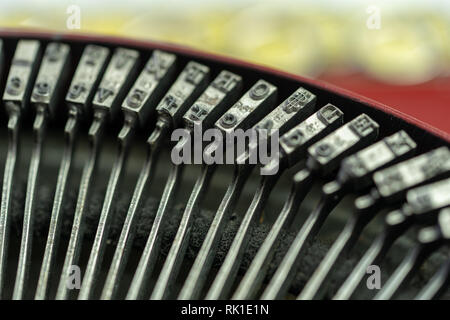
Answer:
top-left (0, 27), bottom-right (448, 143)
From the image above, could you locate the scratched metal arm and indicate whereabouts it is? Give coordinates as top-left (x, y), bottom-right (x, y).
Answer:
top-left (98, 50), bottom-right (178, 300)
top-left (261, 114), bottom-right (380, 299)
top-left (56, 47), bottom-right (140, 300)
top-left (297, 131), bottom-right (417, 300)
top-left (202, 89), bottom-right (323, 300)
top-left (375, 208), bottom-right (450, 300)
top-left (180, 88), bottom-right (320, 300)
top-left (0, 40), bottom-right (41, 299)
top-left (35, 44), bottom-right (109, 300)
top-left (122, 70), bottom-right (244, 300)
top-left (333, 147), bottom-right (450, 300)
top-left (347, 175), bottom-right (450, 300)
top-left (79, 50), bottom-right (177, 300)
top-left (13, 42), bottom-right (70, 299)
top-left (415, 247), bottom-right (450, 300)
top-left (148, 79), bottom-right (276, 300)
top-left (233, 105), bottom-right (353, 299)
top-left (123, 61), bottom-right (210, 300)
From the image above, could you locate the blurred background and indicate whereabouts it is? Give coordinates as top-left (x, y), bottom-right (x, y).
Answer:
top-left (0, 0), bottom-right (449, 133)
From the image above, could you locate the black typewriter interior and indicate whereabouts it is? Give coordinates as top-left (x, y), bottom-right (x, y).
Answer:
top-left (0, 34), bottom-right (448, 300)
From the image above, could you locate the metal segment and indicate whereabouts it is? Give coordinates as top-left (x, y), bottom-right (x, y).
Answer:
top-left (205, 89), bottom-right (320, 300)
top-left (13, 106), bottom-right (48, 299)
top-left (151, 163), bottom-right (216, 299)
top-left (99, 51), bottom-right (178, 300)
top-left (297, 211), bottom-right (362, 300)
top-left (2, 40), bottom-right (42, 106)
top-left (149, 78), bottom-right (274, 300)
top-left (232, 172), bottom-right (306, 300)
top-left (373, 188), bottom-right (450, 300)
top-left (0, 107), bottom-right (21, 299)
top-left (374, 215), bottom-right (449, 300)
top-left (78, 119), bottom-right (135, 299)
top-left (64, 45), bottom-right (110, 112)
top-left (205, 172), bottom-right (280, 299)
top-left (0, 40), bottom-right (41, 298)
top-left (373, 146), bottom-right (450, 201)
top-left (123, 61), bottom-right (210, 299)
top-left (56, 47), bottom-right (140, 300)
top-left (13, 43), bottom-right (70, 299)
top-left (55, 111), bottom-right (107, 300)
top-left (374, 245), bottom-right (430, 299)
top-left (262, 114), bottom-right (379, 299)
top-left (260, 172), bottom-right (333, 300)
top-left (232, 170), bottom-right (312, 299)
top-left (123, 146), bottom-right (178, 300)
top-left (179, 88), bottom-right (320, 299)
top-left (306, 114), bottom-right (379, 175)
top-left (102, 159), bottom-right (182, 299)
top-left (215, 79), bottom-right (277, 136)
top-left (78, 50), bottom-right (177, 300)
top-left (178, 164), bottom-right (252, 299)
top-left (144, 74), bottom-right (244, 302)
top-left (335, 177), bottom-right (450, 300)
top-left (333, 228), bottom-right (393, 300)
top-left (35, 44), bottom-right (109, 300)
top-left (415, 255), bottom-right (450, 300)
top-left (298, 131), bottom-right (417, 300)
